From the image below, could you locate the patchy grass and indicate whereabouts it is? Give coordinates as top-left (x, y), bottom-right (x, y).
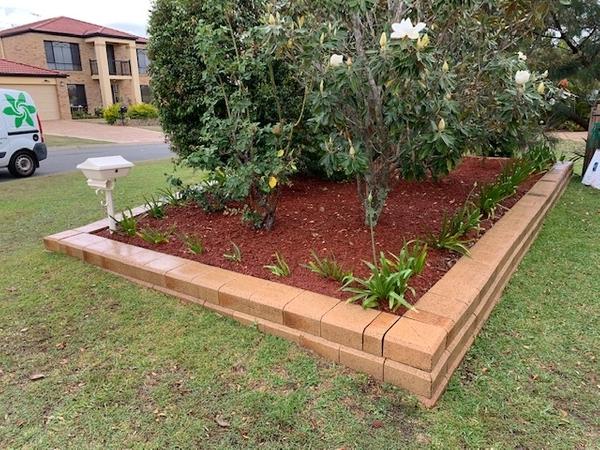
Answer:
top-left (0, 148), bottom-right (598, 449)
top-left (45, 135), bottom-right (112, 147)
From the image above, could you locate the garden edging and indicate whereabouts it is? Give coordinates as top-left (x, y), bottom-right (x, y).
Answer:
top-left (43, 162), bottom-right (572, 407)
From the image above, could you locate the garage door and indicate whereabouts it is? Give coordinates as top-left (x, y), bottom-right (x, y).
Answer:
top-left (0, 83), bottom-right (60, 120)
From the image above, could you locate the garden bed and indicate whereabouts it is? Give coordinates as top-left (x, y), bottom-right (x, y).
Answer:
top-left (98, 157), bottom-right (539, 309)
top-left (44, 161), bottom-right (572, 407)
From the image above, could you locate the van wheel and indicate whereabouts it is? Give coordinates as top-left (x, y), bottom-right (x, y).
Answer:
top-left (8, 151), bottom-right (37, 178)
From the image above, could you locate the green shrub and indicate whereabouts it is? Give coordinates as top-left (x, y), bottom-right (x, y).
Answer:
top-left (342, 242), bottom-right (427, 312)
top-left (103, 103), bottom-right (122, 125)
top-left (127, 103), bottom-right (159, 120)
top-left (144, 195), bottom-right (166, 219)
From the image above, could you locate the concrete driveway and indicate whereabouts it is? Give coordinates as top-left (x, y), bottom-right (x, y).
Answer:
top-left (43, 120), bottom-right (165, 144)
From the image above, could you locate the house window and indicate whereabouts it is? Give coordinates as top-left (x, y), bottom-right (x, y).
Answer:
top-left (44, 41), bottom-right (82, 71)
top-left (68, 84), bottom-right (88, 111)
top-left (137, 48), bottom-right (149, 75)
top-left (140, 85), bottom-right (153, 104)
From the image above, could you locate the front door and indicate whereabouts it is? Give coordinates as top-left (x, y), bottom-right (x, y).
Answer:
top-left (111, 83), bottom-right (120, 104)
top-left (106, 44), bottom-right (116, 75)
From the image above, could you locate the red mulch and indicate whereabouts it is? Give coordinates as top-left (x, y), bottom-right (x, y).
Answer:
top-left (99, 157), bottom-right (540, 312)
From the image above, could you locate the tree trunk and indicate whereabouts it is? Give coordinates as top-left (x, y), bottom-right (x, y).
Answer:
top-left (358, 159), bottom-right (392, 227)
top-left (584, 104), bottom-right (600, 176)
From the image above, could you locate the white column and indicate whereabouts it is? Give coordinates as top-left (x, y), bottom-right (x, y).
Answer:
top-left (93, 40), bottom-right (113, 107)
top-left (128, 42), bottom-right (143, 104)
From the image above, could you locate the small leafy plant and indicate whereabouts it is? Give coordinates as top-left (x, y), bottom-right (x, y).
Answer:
top-left (264, 252), bottom-right (291, 277)
top-left (158, 186), bottom-right (185, 207)
top-left (304, 251), bottom-right (350, 282)
top-left (223, 242), bottom-right (242, 263)
top-left (342, 242), bottom-right (427, 312)
top-left (144, 195), bottom-right (166, 219)
top-left (180, 233), bottom-right (204, 255)
top-left (115, 208), bottom-right (137, 237)
top-left (137, 227), bottom-right (170, 245)
top-left (429, 203), bottom-right (481, 255)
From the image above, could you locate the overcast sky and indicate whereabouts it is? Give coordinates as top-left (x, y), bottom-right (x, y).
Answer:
top-left (0, 1), bottom-right (152, 37)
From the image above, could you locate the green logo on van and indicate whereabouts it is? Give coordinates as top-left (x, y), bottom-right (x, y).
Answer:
top-left (3, 93), bottom-right (37, 128)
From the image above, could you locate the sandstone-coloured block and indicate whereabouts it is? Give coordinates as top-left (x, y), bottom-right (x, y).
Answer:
top-left (383, 359), bottom-right (431, 398)
top-left (362, 312), bottom-right (400, 356)
top-left (194, 267), bottom-right (240, 304)
top-left (283, 291), bottom-right (339, 336)
top-left (104, 249), bottom-right (162, 279)
top-left (406, 291), bottom-right (471, 343)
top-left (339, 346), bottom-right (384, 380)
top-left (61, 233), bottom-right (111, 259)
top-left (73, 219), bottom-right (110, 233)
top-left (247, 282), bottom-right (304, 323)
top-left (444, 314), bottom-right (477, 375)
top-left (141, 255), bottom-right (188, 286)
top-left (258, 320), bottom-right (301, 343)
top-left (299, 333), bottom-right (340, 362)
top-left (383, 317), bottom-right (447, 371)
top-left (321, 302), bottom-right (381, 350)
top-left (232, 310), bottom-right (260, 327)
top-left (165, 262), bottom-right (213, 298)
top-left (219, 274), bottom-right (267, 312)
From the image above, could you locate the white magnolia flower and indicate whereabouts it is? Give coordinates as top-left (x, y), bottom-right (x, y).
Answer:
top-left (329, 54), bottom-right (344, 67)
top-left (541, 70), bottom-right (549, 78)
top-left (517, 51), bottom-right (527, 61)
top-left (515, 70), bottom-right (531, 85)
top-left (390, 19), bottom-right (426, 40)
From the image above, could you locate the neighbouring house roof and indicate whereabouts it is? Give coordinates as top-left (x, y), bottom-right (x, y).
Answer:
top-left (0, 16), bottom-right (147, 43)
top-left (0, 58), bottom-right (67, 77)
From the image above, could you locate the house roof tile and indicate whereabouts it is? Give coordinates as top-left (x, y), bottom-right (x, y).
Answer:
top-left (0, 16), bottom-right (147, 43)
top-left (0, 58), bottom-right (67, 77)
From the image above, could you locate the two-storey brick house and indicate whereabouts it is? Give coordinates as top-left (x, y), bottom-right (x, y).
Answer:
top-left (0, 16), bottom-right (150, 119)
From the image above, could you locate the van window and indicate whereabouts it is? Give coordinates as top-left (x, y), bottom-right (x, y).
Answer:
top-left (44, 41), bottom-right (82, 71)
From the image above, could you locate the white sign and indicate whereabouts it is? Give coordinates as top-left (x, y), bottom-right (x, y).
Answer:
top-left (582, 150), bottom-right (600, 190)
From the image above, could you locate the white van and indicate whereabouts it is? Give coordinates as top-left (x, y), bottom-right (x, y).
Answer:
top-left (0, 88), bottom-right (47, 177)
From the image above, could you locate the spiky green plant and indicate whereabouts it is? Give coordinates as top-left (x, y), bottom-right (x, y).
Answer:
top-left (304, 251), bottom-right (350, 282)
top-left (180, 233), bottom-right (204, 255)
top-left (429, 203), bottom-right (481, 255)
top-left (114, 208), bottom-right (137, 237)
top-left (144, 195), bottom-right (166, 219)
top-left (342, 241), bottom-right (427, 312)
top-left (264, 252), bottom-right (291, 277)
top-left (137, 227), bottom-right (169, 245)
top-left (223, 242), bottom-right (242, 263)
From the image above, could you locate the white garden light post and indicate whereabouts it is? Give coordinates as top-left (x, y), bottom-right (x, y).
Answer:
top-left (77, 156), bottom-right (134, 232)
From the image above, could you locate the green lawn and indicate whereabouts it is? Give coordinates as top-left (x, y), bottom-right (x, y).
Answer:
top-left (0, 149), bottom-right (598, 449)
top-left (45, 135), bottom-right (112, 147)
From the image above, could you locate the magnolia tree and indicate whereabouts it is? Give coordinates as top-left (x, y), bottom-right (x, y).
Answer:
top-left (309, 4), bottom-right (461, 225)
top-left (150, 0), bottom-right (313, 230)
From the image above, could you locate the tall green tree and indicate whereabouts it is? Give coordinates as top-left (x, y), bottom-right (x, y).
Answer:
top-left (531, 0), bottom-right (600, 129)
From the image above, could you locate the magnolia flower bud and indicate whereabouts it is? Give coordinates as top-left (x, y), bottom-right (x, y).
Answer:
top-left (442, 61), bottom-right (449, 72)
top-left (268, 176), bottom-right (278, 189)
top-left (367, 192), bottom-right (373, 203)
top-left (346, 56), bottom-right (353, 66)
top-left (297, 16), bottom-right (305, 28)
top-left (268, 14), bottom-right (276, 25)
top-left (379, 32), bottom-right (388, 49)
top-left (319, 79), bottom-right (324, 94)
top-left (515, 70), bottom-right (531, 85)
top-left (437, 118), bottom-right (446, 132)
top-left (276, 149), bottom-right (285, 157)
top-left (329, 54), bottom-right (344, 67)
top-left (349, 144), bottom-right (356, 157)
top-left (445, 93), bottom-right (452, 100)
top-left (537, 82), bottom-right (545, 95)
top-left (417, 33), bottom-right (430, 50)
top-left (542, 70), bottom-right (549, 78)
top-left (320, 33), bottom-right (325, 45)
